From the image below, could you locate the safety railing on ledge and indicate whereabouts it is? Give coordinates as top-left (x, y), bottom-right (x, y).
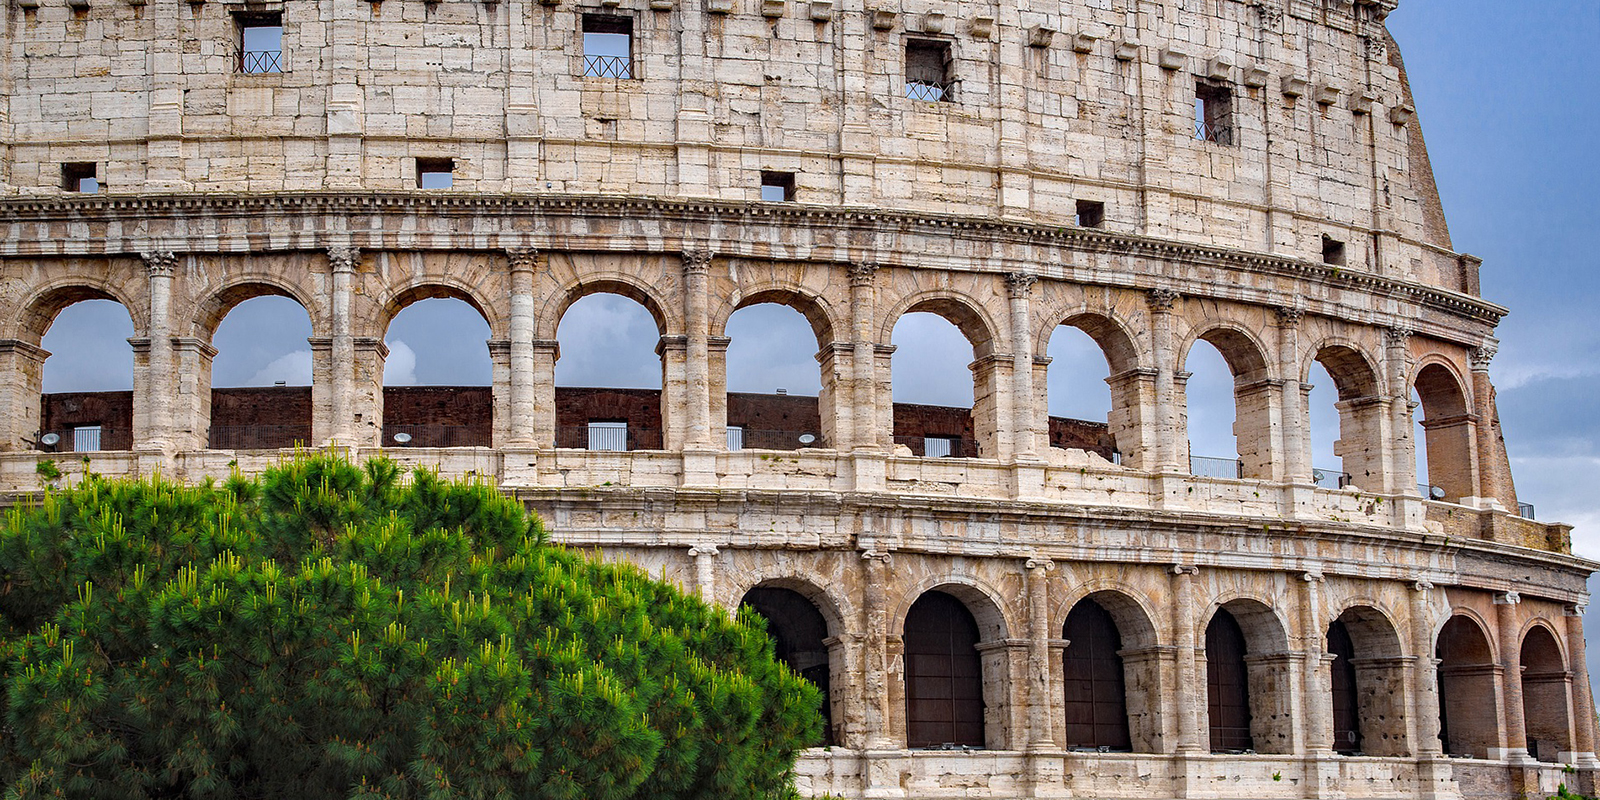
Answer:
top-left (36, 427), bottom-right (132, 453)
top-left (1311, 467), bottom-right (1353, 490)
top-left (208, 424), bottom-right (312, 450)
top-left (1518, 502), bottom-right (1536, 520)
top-left (1189, 455), bottom-right (1244, 480)
top-left (381, 425), bottom-right (491, 448)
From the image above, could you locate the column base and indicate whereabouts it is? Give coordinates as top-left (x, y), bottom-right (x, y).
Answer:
top-left (1011, 458), bottom-right (1046, 501)
top-left (859, 748), bottom-right (907, 800)
top-left (681, 449), bottom-right (719, 489)
top-left (1302, 751), bottom-right (1347, 800)
top-left (851, 450), bottom-right (887, 493)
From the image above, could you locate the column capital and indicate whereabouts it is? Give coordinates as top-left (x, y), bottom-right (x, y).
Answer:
top-left (1302, 571), bottom-right (1325, 583)
top-left (1494, 591), bottom-right (1522, 606)
top-left (1025, 556), bottom-right (1055, 572)
top-left (141, 251), bottom-right (178, 277)
top-left (1566, 604), bottom-right (1588, 617)
top-left (688, 544), bottom-right (720, 557)
top-left (328, 247), bottom-right (360, 273)
top-left (1470, 338), bottom-right (1499, 370)
top-left (505, 247), bottom-right (539, 273)
top-left (1006, 272), bottom-right (1038, 299)
top-left (1170, 563), bottom-right (1199, 576)
top-left (681, 248), bottom-right (713, 275)
top-left (1275, 305), bottom-right (1305, 327)
top-left (1385, 326), bottom-right (1413, 349)
top-left (1411, 578), bottom-right (1435, 592)
top-left (1146, 287), bottom-right (1179, 312)
top-left (860, 548), bottom-right (894, 566)
top-left (848, 262), bottom-right (880, 287)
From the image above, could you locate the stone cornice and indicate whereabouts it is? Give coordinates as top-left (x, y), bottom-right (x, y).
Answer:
top-left (0, 191), bottom-right (1509, 329)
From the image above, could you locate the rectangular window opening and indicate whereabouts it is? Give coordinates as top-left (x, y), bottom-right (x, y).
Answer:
top-left (1075, 200), bottom-right (1105, 229)
top-left (1322, 235), bottom-right (1347, 266)
top-left (236, 12), bottom-right (283, 74)
top-left (1195, 82), bottom-right (1233, 145)
top-left (62, 162), bottom-right (98, 193)
top-left (726, 425), bottom-right (745, 451)
top-left (587, 420), bottom-right (628, 451)
top-left (760, 170), bottom-right (796, 202)
top-left (905, 39), bottom-right (953, 103)
top-left (73, 425), bottom-right (102, 452)
top-left (923, 435), bottom-right (958, 458)
top-left (417, 157), bottom-right (455, 189)
top-left (583, 15), bottom-right (634, 79)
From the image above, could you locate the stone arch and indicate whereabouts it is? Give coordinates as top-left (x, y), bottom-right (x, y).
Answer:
top-left (538, 276), bottom-right (673, 342)
top-left (1328, 603), bottom-right (1410, 756)
top-left (1058, 588), bottom-right (1163, 753)
top-left (1412, 359), bottom-right (1476, 502)
top-left (890, 575), bottom-right (1014, 642)
top-left (17, 280), bottom-right (144, 343)
top-left (718, 287), bottom-right (843, 451)
top-left (1303, 340), bottom-right (1387, 489)
top-left (739, 579), bottom-right (842, 747)
top-left (1201, 597), bottom-right (1293, 754)
top-left (1520, 621), bottom-right (1574, 762)
top-left (1436, 612), bottom-right (1501, 758)
top-left (1041, 311), bottom-right (1148, 466)
top-left (883, 291), bottom-right (1005, 458)
top-left (377, 281), bottom-right (498, 337)
top-left (374, 281), bottom-right (498, 448)
top-left (1180, 323), bottom-right (1277, 480)
top-left (188, 280), bottom-right (319, 451)
top-left (723, 571), bottom-right (851, 637)
top-left (10, 282), bottom-right (143, 454)
top-left (187, 278), bottom-right (319, 342)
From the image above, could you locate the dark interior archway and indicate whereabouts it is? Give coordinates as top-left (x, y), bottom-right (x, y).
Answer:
top-left (1328, 619), bottom-right (1361, 754)
top-left (1437, 615), bottom-right (1500, 758)
top-left (1062, 598), bottom-right (1131, 750)
top-left (1206, 608), bottom-right (1252, 752)
top-left (904, 590), bottom-right (984, 748)
top-left (740, 586), bottom-right (834, 747)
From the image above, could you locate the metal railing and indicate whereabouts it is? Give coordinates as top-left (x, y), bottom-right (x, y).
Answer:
top-left (1189, 455), bottom-right (1243, 480)
top-left (382, 424), bottom-right (491, 448)
top-left (238, 49), bottom-right (283, 74)
top-left (726, 428), bottom-right (827, 451)
top-left (1311, 468), bottom-right (1353, 490)
top-left (1518, 502), bottom-right (1536, 520)
top-left (209, 424), bottom-right (311, 450)
top-left (37, 427), bottom-right (130, 453)
top-left (583, 54), bottom-right (633, 79)
top-left (1195, 119), bottom-right (1232, 145)
top-left (905, 79), bottom-right (951, 102)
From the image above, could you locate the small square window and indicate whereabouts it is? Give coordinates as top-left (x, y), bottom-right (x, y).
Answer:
top-left (760, 171), bottom-right (796, 202)
top-left (923, 435), bottom-right (959, 458)
top-left (62, 162), bottom-right (98, 193)
top-left (1195, 82), bottom-right (1234, 145)
top-left (583, 15), bottom-right (634, 79)
top-left (236, 12), bottom-right (283, 74)
top-left (905, 39), bottom-right (953, 102)
top-left (587, 421), bottom-right (628, 451)
top-left (1322, 235), bottom-right (1346, 266)
top-left (417, 158), bottom-right (455, 189)
top-left (1076, 200), bottom-right (1105, 229)
top-left (726, 425), bottom-right (745, 451)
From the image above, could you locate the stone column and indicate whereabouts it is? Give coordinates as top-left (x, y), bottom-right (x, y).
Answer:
top-left (1301, 571), bottom-right (1333, 754)
top-left (487, 340), bottom-right (512, 447)
top-left (848, 264), bottom-right (881, 451)
top-left (816, 342), bottom-right (853, 450)
top-left (351, 337), bottom-right (387, 448)
top-left (1495, 591), bottom-right (1530, 761)
top-left (1025, 556), bottom-right (1056, 751)
top-left (1007, 273), bottom-right (1039, 459)
top-left (1171, 564), bottom-right (1203, 752)
top-left (1147, 289), bottom-right (1181, 473)
top-left (658, 335), bottom-right (689, 451)
top-left (327, 247), bottom-right (358, 447)
top-left (688, 544), bottom-right (718, 604)
top-left (507, 249), bottom-right (538, 445)
top-left (1276, 307), bottom-right (1309, 483)
top-left (0, 340), bottom-right (49, 452)
top-left (1409, 580), bottom-right (1444, 756)
top-left (532, 339), bottom-right (559, 448)
top-left (170, 337), bottom-right (216, 450)
top-left (1469, 340), bottom-right (1511, 509)
top-left (1386, 327), bottom-right (1418, 494)
top-left (861, 548), bottom-right (895, 749)
top-left (681, 250), bottom-right (714, 450)
top-left (1565, 606), bottom-right (1600, 768)
top-left (138, 251), bottom-right (178, 452)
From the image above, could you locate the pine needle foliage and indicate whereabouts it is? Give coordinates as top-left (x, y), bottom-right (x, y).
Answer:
top-left (0, 454), bottom-right (822, 800)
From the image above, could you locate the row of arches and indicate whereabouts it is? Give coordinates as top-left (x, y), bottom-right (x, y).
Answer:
top-left (738, 581), bottom-right (1577, 761)
top-left (19, 265), bottom-right (1486, 504)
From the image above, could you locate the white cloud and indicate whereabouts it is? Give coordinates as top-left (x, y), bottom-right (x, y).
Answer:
top-left (383, 340), bottom-right (418, 386)
top-left (244, 350), bottom-right (313, 387)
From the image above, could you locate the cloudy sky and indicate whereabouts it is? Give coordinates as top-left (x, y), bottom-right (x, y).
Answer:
top-left (37, 0), bottom-right (1600, 673)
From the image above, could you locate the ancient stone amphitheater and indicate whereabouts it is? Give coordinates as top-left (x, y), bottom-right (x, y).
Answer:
top-left (1, 0), bottom-right (1593, 797)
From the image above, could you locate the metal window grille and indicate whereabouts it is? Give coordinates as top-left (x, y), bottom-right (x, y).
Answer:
top-left (582, 54), bottom-right (633, 78)
top-left (905, 41), bottom-right (952, 102)
top-left (238, 49), bottom-right (283, 73)
top-left (924, 436), bottom-right (955, 458)
top-left (588, 421), bottom-right (628, 451)
top-left (726, 425), bottom-right (745, 451)
top-left (1194, 84), bottom-right (1234, 145)
top-left (73, 425), bottom-right (102, 452)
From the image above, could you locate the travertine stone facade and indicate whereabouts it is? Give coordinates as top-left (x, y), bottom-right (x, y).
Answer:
top-left (0, 0), bottom-right (1593, 797)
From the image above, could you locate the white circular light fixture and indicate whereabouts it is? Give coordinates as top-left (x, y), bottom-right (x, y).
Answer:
top-left (393, 432), bottom-right (413, 444)
top-left (798, 433), bottom-right (816, 445)
top-left (39, 433), bottom-right (60, 447)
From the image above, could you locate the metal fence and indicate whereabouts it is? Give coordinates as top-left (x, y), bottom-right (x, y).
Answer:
top-left (1189, 455), bottom-right (1243, 480)
top-left (209, 424), bottom-right (311, 450)
top-left (382, 424), bottom-right (491, 448)
top-left (238, 50), bottom-right (283, 74)
top-left (1518, 502), bottom-right (1536, 520)
top-left (1311, 468), bottom-right (1353, 490)
top-left (582, 55), bottom-right (632, 79)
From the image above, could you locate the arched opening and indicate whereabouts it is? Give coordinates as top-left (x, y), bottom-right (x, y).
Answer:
top-left (1436, 615), bottom-right (1501, 758)
top-left (1062, 598), bottom-right (1130, 750)
top-left (207, 294), bottom-right (314, 449)
top-left (1328, 606), bottom-right (1410, 756)
top-left (1204, 599), bottom-right (1292, 754)
top-left (39, 298), bottom-right (135, 452)
top-left (891, 307), bottom-right (987, 458)
top-left (382, 296), bottom-right (493, 448)
top-left (555, 292), bottom-right (663, 451)
top-left (1413, 363), bottom-right (1475, 502)
top-left (1520, 625), bottom-right (1573, 763)
top-left (1308, 345), bottom-right (1385, 490)
top-left (739, 586), bottom-right (835, 746)
top-left (1185, 329), bottom-right (1274, 480)
top-left (903, 590), bottom-right (985, 748)
top-left (1044, 320), bottom-right (1125, 464)
top-left (724, 300), bottom-right (829, 451)
top-left (1184, 339), bottom-right (1240, 479)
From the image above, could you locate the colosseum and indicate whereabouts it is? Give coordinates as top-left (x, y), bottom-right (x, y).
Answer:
top-left (0, 0), bottom-right (1592, 797)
